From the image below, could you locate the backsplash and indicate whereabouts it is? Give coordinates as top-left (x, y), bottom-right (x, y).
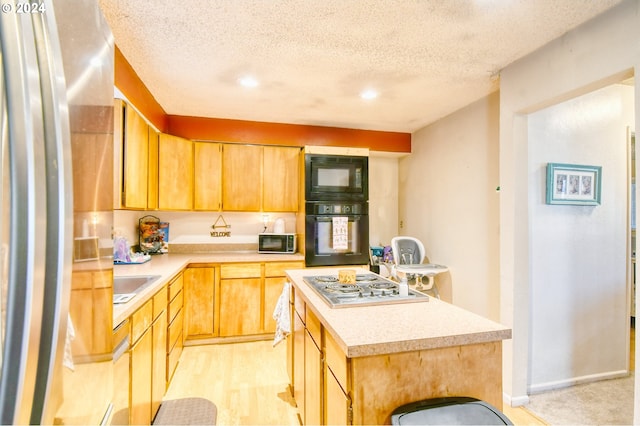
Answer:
top-left (113, 210), bottom-right (297, 250)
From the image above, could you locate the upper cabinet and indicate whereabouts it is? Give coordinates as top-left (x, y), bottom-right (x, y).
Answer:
top-left (114, 100), bottom-right (158, 210)
top-left (194, 142), bottom-right (222, 211)
top-left (115, 99), bottom-right (301, 212)
top-left (263, 146), bottom-right (300, 212)
top-left (158, 133), bottom-right (193, 210)
top-left (115, 100), bottom-right (149, 209)
top-left (222, 144), bottom-right (263, 211)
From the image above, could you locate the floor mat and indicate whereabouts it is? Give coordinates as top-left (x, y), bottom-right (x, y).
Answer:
top-left (526, 374), bottom-right (633, 425)
top-left (153, 397), bottom-right (217, 425)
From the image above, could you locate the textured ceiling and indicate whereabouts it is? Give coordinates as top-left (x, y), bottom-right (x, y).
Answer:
top-left (99, 0), bottom-right (623, 133)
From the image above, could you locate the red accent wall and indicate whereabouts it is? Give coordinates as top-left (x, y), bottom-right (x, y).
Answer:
top-left (114, 46), bottom-right (167, 132)
top-left (166, 115), bottom-right (411, 152)
top-left (114, 47), bottom-right (411, 152)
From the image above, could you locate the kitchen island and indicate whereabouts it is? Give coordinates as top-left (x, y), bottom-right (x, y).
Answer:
top-left (286, 267), bottom-right (512, 425)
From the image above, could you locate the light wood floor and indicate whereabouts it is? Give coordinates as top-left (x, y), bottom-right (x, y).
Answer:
top-left (163, 340), bottom-right (547, 425)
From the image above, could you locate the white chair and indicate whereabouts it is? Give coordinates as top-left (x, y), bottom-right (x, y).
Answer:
top-left (391, 236), bottom-right (446, 298)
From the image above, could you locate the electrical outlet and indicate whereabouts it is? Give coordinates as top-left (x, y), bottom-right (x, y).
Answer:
top-left (400, 220), bottom-right (404, 229)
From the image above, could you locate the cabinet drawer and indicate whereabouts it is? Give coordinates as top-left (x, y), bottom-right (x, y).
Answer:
top-left (131, 299), bottom-right (153, 344)
top-left (93, 270), bottom-right (113, 289)
top-left (168, 289), bottom-right (183, 323)
top-left (153, 286), bottom-right (168, 319)
top-left (325, 330), bottom-right (348, 393)
top-left (168, 309), bottom-right (183, 351)
top-left (168, 273), bottom-right (183, 301)
top-left (306, 309), bottom-right (321, 347)
top-left (264, 261), bottom-right (304, 277)
top-left (220, 263), bottom-right (261, 279)
top-left (71, 271), bottom-right (92, 290)
top-left (112, 319), bottom-right (130, 347)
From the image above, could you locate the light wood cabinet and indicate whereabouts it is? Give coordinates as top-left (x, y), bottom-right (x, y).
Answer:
top-left (219, 263), bottom-right (262, 337)
top-left (184, 266), bottom-right (217, 338)
top-left (147, 128), bottom-right (159, 209)
top-left (130, 299), bottom-right (153, 426)
top-left (291, 291), bottom-right (352, 425)
top-left (158, 133), bottom-right (193, 210)
top-left (303, 309), bottom-right (323, 425)
top-left (293, 309), bottom-right (306, 417)
top-left (151, 287), bottom-right (168, 419)
top-left (69, 270), bottom-right (113, 359)
top-left (325, 369), bottom-right (350, 425)
top-left (128, 286), bottom-right (168, 426)
top-left (114, 99), bottom-right (159, 210)
top-left (263, 146), bottom-right (300, 212)
top-left (222, 144), bottom-right (262, 211)
top-left (264, 261), bottom-right (304, 333)
top-left (194, 142), bottom-right (222, 211)
top-left (119, 100), bottom-right (149, 209)
top-left (167, 273), bottom-right (184, 385)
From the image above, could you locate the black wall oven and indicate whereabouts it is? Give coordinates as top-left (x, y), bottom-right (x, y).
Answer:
top-left (305, 154), bottom-right (368, 201)
top-left (305, 201), bottom-right (369, 266)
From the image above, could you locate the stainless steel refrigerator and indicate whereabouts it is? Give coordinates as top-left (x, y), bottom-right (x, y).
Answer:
top-left (1, 0), bottom-right (115, 424)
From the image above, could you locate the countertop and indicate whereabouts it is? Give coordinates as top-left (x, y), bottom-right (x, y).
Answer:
top-left (287, 267), bottom-right (512, 358)
top-left (112, 251), bottom-right (304, 327)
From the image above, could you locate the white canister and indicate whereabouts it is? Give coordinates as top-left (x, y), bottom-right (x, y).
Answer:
top-left (273, 218), bottom-right (285, 234)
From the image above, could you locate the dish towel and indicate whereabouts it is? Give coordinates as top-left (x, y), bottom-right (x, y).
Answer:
top-left (272, 281), bottom-right (291, 347)
top-left (332, 216), bottom-right (348, 250)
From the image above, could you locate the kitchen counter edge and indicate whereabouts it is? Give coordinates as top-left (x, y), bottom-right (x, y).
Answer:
top-left (286, 267), bottom-right (512, 358)
top-left (112, 252), bottom-right (304, 328)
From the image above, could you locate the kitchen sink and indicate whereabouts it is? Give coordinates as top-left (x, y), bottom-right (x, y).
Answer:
top-left (113, 275), bottom-right (161, 304)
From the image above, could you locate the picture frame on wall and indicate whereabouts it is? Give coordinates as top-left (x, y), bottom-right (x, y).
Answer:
top-left (546, 163), bottom-right (602, 206)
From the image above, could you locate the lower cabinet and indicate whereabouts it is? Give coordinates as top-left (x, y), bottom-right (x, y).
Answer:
top-left (69, 270), bottom-right (113, 359)
top-left (291, 289), bottom-right (352, 425)
top-left (130, 300), bottom-right (153, 425)
top-left (151, 287), bottom-right (168, 420)
top-left (184, 266), bottom-right (216, 337)
top-left (184, 261), bottom-right (304, 341)
top-left (219, 263), bottom-right (262, 336)
top-left (128, 284), bottom-right (168, 425)
top-left (167, 273), bottom-right (184, 385)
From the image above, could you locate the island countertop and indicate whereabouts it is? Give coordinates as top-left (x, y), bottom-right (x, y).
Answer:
top-left (286, 267), bottom-right (512, 358)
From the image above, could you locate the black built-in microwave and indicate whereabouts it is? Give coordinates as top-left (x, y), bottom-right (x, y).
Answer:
top-left (305, 154), bottom-right (368, 201)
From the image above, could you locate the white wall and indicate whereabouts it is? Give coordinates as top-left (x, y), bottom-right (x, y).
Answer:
top-left (528, 84), bottom-right (634, 391)
top-left (368, 154), bottom-right (400, 248)
top-left (498, 0), bottom-right (640, 407)
top-left (114, 210), bottom-right (297, 246)
top-left (399, 92), bottom-right (500, 315)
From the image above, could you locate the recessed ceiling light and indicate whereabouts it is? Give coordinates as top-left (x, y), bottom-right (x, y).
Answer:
top-left (238, 76), bottom-right (259, 88)
top-left (360, 89), bottom-right (378, 100)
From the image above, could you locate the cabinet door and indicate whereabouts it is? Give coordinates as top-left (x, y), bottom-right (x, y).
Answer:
top-left (194, 142), bottom-right (222, 211)
top-left (158, 133), bottom-right (193, 210)
top-left (130, 328), bottom-right (153, 425)
top-left (304, 330), bottom-right (322, 426)
top-left (151, 313), bottom-right (167, 419)
top-left (325, 369), bottom-right (350, 425)
top-left (222, 144), bottom-right (262, 211)
top-left (293, 312), bottom-right (305, 420)
top-left (147, 128), bottom-right (159, 209)
top-left (263, 146), bottom-right (300, 212)
top-left (122, 103), bottom-right (149, 209)
top-left (184, 267), bottom-right (216, 337)
top-left (219, 278), bottom-right (262, 336)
